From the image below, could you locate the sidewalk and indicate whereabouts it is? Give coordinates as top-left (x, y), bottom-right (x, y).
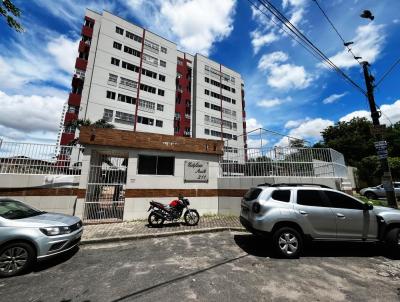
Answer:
top-left (82, 216), bottom-right (245, 244)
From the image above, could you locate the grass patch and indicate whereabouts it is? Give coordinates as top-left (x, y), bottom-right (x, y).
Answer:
top-left (354, 193), bottom-right (388, 207)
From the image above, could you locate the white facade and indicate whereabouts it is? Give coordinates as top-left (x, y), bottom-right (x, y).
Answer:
top-left (63, 10), bottom-right (246, 150)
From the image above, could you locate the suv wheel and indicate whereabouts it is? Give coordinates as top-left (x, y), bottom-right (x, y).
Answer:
top-left (364, 191), bottom-right (377, 200)
top-left (385, 227), bottom-right (400, 254)
top-left (272, 227), bottom-right (303, 259)
top-left (0, 242), bottom-right (35, 277)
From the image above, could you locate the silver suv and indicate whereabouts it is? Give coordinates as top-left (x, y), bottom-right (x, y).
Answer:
top-left (240, 184), bottom-right (400, 258)
top-left (0, 198), bottom-right (83, 277)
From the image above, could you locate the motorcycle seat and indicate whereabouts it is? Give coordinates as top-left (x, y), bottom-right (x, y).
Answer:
top-left (150, 201), bottom-right (166, 208)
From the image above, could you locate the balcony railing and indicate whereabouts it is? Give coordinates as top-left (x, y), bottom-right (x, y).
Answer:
top-left (68, 93), bottom-right (81, 106)
top-left (75, 58), bottom-right (88, 70)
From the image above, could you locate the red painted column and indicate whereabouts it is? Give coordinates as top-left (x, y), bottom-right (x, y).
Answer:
top-left (134, 28), bottom-right (146, 132)
top-left (219, 64), bottom-right (223, 140)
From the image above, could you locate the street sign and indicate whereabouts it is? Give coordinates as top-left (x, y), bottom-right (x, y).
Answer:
top-left (374, 141), bottom-right (388, 159)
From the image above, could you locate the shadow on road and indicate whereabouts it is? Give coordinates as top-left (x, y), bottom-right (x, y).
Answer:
top-left (33, 246), bottom-right (80, 273)
top-left (146, 222), bottom-right (187, 228)
top-left (234, 233), bottom-right (399, 259)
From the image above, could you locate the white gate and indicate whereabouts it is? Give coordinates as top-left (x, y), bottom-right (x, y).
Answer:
top-left (83, 154), bottom-right (127, 224)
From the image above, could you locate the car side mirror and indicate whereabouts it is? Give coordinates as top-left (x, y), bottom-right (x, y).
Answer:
top-left (363, 203), bottom-right (373, 211)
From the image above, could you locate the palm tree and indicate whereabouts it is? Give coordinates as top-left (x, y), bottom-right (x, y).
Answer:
top-left (66, 118), bottom-right (114, 146)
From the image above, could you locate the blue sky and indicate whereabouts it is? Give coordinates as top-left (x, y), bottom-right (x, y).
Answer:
top-left (0, 0), bottom-right (399, 147)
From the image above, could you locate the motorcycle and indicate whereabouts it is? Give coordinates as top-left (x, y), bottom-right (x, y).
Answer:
top-left (147, 196), bottom-right (200, 227)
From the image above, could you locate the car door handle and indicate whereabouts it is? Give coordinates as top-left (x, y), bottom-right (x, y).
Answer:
top-left (299, 210), bottom-right (308, 215)
top-left (336, 213), bottom-right (346, 219)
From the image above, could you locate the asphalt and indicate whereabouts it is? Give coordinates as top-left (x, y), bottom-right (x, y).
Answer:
top-left (1, 231), bottom-right (400, 302)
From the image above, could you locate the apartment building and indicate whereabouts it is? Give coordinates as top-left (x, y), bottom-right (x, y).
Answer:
top-left (59, 10), bottom-right (247, 153)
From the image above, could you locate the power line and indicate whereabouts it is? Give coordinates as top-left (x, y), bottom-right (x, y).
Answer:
top-left (252, 0), bottom-right (367, 95)
top-left (375, 56), bottom-right (400, 88)
top-left (312, 0), bottom-right (362, 65)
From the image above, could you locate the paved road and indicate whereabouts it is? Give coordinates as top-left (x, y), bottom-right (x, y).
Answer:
top-left (1, 231), bottom-right (400, 302)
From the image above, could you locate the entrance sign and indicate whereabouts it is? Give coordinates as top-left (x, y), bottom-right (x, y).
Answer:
top-left (184, 160), bottom-right (209, 182)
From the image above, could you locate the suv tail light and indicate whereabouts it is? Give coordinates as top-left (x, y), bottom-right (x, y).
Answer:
top-left (252, 202), bottom-right (261, 213)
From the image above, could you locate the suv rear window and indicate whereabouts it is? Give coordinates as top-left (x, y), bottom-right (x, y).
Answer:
top-left (243, 188), bottom-right (262, 201)
top-left (271, 190), bottom-right (291, 202)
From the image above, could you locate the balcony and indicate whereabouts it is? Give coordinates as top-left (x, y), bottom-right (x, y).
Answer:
top-left (78, 40), bottom-right (90, 53)
top-left (60, 132), bottom-right (75, 146)
top-left (75, 58), bottom-right (88, 71)
top-left (64, 112), bottom-right (78, 124)
top-left (81, 25), bottom-right (93, 37)
top-left (68, 93), bottom-right (81, 106)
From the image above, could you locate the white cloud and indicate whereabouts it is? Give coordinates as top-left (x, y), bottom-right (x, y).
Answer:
top-left (127, 0), bottom-right (236, 56)
top-left (258, 51), bottom-right (312, 90)
top-left (47, 36), bottom-right (80, 74)
top-left (339, 100), bottom-right (400, 125)
top-left (393, 19), bottom-right (399, 24)
top-left (0, 91), bottom-right (66, 134)
top-left (322, 92), bottom-right (348, 104)
top-left (250, 0), bottom-right (307, 53)
top-left (284, 118), bottom-right (309, 129)
top-left (257, 98), bottom-right (282, 108)
top-left (339, 110), bottom-right (370, 122)
top-left (246, 118), bottom-right (263, 132)
top-left (250, 30), bottom-right (279, 54)
top-left (325, 23), bottom-right (385, 69)
top-left (277, 118), bottom-right (334, 146)
top-left (0, 32), bottom-right (79, 92)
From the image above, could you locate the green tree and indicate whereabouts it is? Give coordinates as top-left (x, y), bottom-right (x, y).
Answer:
top-left (1, 0), bottom-right (23, 32)
top-left (315, 117), bottom-right (375, 166)
top-left (66, 118), bottom-right (114, 146)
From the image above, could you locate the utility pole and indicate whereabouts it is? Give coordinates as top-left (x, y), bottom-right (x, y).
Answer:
top-left (362, 61), bottom-right (398, 208)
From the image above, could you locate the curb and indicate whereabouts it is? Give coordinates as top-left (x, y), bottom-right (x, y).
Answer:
top-left (81, 226), bottom-right (247, 245)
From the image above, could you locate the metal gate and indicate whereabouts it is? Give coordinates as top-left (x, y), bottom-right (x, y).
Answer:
top-left (83, 154), bottom-right (127, 224)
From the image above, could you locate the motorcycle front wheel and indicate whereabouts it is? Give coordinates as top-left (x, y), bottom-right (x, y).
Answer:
top-left (184, 210), bottom-right (200, 226)
top-left (148, 212), bottom-right (165, 227)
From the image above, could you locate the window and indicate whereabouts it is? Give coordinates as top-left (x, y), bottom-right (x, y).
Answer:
top-left (243, 188), bottom-right (262, 201)
top-left (137, 115), bottom-right (154, 125)
top-left (115, 111), bottom-right (134, 125)
top-left (204, 129), bottom-right (210, 135)
top-left (232, 88), bottom-right (236, 93)
top-left (143, 53), bottom-right (158, 66)
top-left (142, 68), bottom-right (157, 79)
top-left (158, 89), bottom-right (165, 96)
top-left (138, 155), bottom-right (174, 175)
top-left (103, 109), bottom-right (113, 122)
top-left (324, 191), bottom-right (364, 210)
top-left (159, 74), bottom-right (166, 82)
top-left (205, 102), bottom-right (210, 108)
top-left (156, 120), bottom-right (163, 127)
top-left (113, 41), bottom-right (122, 50)
top-left (297, 190), bottom-right (329, 207)
top-left (160, 60), bottom-right (166, 67)
top-left (118, 93), bottom-right (136, 104)
top-left (140, 83), bottom-right (156, 94)
top-left (108, 73), bottom-right (118, 86)
top-left (161, 46), bottom-right (167, 54)
top-left (144, 39), bottom-right (159, 53)
top-left (111, 57), bottom-right (120, 66)
top-left (157, 104), bottom-right (164, 111)
top-left (205, 77), bottom-right (209, 83)
top-left (177, 58), bottom-right (183, 65)
top-left (138, 99), bottom-right (155, 113)
top-left (122, 61), bottom-right (137, 72)
top-left (271, 190), bottom-right (291, 202)
top-left (106, 90), bottom-right (116, 100)
top-left (115, 26), bottom-right (124, 35)
top-left (120, 77), bottom-right (137, 91)
top-left (204, 89), bottom-right (210, 95)
top-left (124, 45), bottom-right (141, 57)
top-left (126, 31), bottom-right (142, 43)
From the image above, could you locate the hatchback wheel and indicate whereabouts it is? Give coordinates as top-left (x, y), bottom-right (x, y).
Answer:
top-left (385, 227), bottom-right (400, 254)
top-left (0, 242), bottom-right (35, 277)
top-left (272, 227), bottom-right (303, 259)
top-left (364, 191), bottom-right (377, 200)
